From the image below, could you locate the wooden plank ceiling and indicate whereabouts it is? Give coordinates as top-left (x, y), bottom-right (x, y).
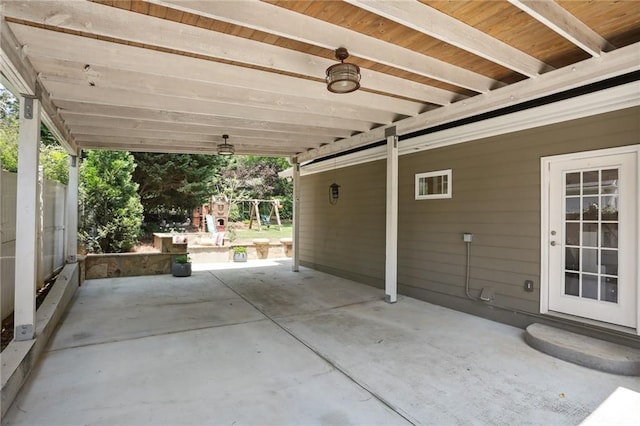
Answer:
top-left (1, 0), bottom-right (639, 159)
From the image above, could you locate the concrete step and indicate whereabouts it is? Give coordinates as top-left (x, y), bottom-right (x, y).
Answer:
top-left (524, 323), bottom-right (640, 376)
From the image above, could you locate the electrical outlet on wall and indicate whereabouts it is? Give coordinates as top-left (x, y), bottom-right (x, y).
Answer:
top-left (524, 280), bottom-right (534, 292)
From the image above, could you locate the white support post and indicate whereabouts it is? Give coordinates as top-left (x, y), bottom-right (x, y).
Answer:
top-left (37, 166), bottom-right (44, 285)
top-left (385, 127), bottom-right (398, 303)
top-left (14, 95), bottom-right (41, 341)
top-left (0, 160), bottom-right (3, 318)
top-left (65, 154), bottom-right (78, 263)
top-left (292, 157), bottom-right (300, 272)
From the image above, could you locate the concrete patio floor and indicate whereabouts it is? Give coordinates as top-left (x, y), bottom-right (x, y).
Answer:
top-left (4, 259), bottom-right (640, 425)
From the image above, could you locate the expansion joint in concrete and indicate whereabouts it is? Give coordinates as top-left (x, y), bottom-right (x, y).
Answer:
top-left (44, 318), bottom-right (267, 354)
top-left (209, 271), bottom-right (418, 425)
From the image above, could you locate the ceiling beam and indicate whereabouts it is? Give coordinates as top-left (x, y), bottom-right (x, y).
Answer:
top-left (77, 140), bottom-right (300, 156)
top-left (4, 1), bottom-right (460, 104)
top-left (346, 0), bottom-right (552, 77)
top-left (509, 0), bottom-right (615, 57)
top-left (55, 101), bottom-right (354, 140)
top-left (297, 41), bottom-right (640, 162)
top-left (71, 128), bottom-right (230, 144)
top-left (0, 20), bottom-right (35, 95)
top-left (152, 0), bottom-right (502, 92)
top-left (71, 126), bottom-right (332, 147)
top-left (74, 134), bottom-right (314, 151)
top-left (11, 23), bottom-right (443, 113)
top-left (45, 80), bottom-right (376, 133)
top-left (0, 20), bottom-right (76, 153)
top-left (62, 118), bottom-right (334, 145)
top-left (31, 57), bottom-right (417, 123)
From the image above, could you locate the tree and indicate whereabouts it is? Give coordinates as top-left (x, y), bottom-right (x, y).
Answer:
top-left (79, 150), bottom-right (143, 253)
top-left (40, 144), bottom-right (69, 185)
top-left (0, 88), bottom-right (19, 171)
top-left (132, 152), bottom-right (229, 220)
top-left (219, 156), bottom-right (293, 219)
top-left (1, 87), bottom-right (68, 183)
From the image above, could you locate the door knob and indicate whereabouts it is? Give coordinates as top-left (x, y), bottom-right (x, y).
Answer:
top-left (550, 241), bottom-right (557, 246)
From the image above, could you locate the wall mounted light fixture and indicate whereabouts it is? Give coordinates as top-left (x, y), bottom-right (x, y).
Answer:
top-left (329, 182), bottom-right (340, 205)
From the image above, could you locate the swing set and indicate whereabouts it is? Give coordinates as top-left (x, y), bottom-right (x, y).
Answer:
top-left (241, 199), bottom-right (282, 231)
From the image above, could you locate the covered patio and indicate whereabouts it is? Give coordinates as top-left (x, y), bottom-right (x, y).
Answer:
top-left (4, 260), bottom-right (640, 425)
top-left (2, 1), bottom-right (640, 422)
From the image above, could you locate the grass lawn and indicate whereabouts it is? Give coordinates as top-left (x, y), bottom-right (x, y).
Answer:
top-left (231, 222), bottom-right (292, 243)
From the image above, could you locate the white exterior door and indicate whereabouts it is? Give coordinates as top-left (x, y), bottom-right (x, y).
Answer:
top-left (544, 147), bottom-right (638, 329)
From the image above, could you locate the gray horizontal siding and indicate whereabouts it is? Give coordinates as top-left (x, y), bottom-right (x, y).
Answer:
top-left (300, 106), bottom-right (639, 328)
top-left (300, 161), bottom-right (386, 283)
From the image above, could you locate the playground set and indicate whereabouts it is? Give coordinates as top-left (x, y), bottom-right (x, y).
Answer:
top-left (192, 196), bottom-right (282, 246)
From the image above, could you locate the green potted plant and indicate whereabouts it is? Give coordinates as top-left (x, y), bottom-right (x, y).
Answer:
top-left (232, 246), bottom-right (247, 263)
top-left (172, 253), bottom-right (192, 277)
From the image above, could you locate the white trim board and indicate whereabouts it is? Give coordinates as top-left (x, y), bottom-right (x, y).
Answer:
top-left (301, 81), bottom-right (640, 176)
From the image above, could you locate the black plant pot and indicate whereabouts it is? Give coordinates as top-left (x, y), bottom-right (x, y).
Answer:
top-left (172, 262), bottom-right (192, 277)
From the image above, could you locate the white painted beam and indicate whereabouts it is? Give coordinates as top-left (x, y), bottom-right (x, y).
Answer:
top-left (297, 41), bottom-right (640, 162)
top-left (302, 81), bottom-right (640, 176)
top-left (14, 95), bottom-right (40, 341)
top-left (0, 20), bottom-right (76, 153)
top-left (6, 3), bottom-right (459, 105)
top-left (56, 102), bottom-right (353, 140)
top-left (72, 128), bottom-right (221, 144)
top-left (385, 127), bottom-right (398, 304)
top-left (74, 135), bottom-right (316, 152)
top-left (153, 0), bottom-right (501, 92)
top-left (32, 56), bottom-right (413, 124)
top-left (402, 81), bottom-right (640, 154)
top-left (63, 118), bottom-right (335, 145)
top-left (509, 0), bottom-right (615, 57)
top-left (346, 0), bottom-right (553, 77)
top-left (44, 80), bottom-right (375, 133)
top-left (78, 141), bottom-right (294, 157)
top-left (70, 126), bottom-right (333, 147)
top-left (0, 19), bottom-right (35, 95)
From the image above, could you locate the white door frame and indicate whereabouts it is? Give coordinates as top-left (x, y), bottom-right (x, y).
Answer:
top-left (540, 145), bottom-right (640, 335)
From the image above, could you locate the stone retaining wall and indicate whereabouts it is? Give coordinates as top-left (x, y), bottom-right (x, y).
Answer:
top-left (83, 253), bottom-right (176, 280)
top-left (189, 243), bottom-right (288, 263)
top-left (83, 239), bottom-right (293, 280)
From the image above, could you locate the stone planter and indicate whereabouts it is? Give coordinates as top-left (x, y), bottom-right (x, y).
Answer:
top-left (280, 238), bottom-right (293, 257)
top-left (172, 262), bottom-right (192, 277)
top-left (253, 238), bottom-right (270, 259)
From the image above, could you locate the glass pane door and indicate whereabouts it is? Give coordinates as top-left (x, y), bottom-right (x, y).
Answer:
top-left (547, 149), bottom-right (636, 328)
top-left (564, 168), bottom-right (619, 304)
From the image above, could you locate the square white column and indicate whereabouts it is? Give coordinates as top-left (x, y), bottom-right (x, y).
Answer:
top-left (292, 157), bottom-right (300, 272)
top-left (14, 95), bottom-right (41, 341)
top-left (65, 154), bottom-right (78, 263)
top-left (385, 127), bottom-right (398, 303)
